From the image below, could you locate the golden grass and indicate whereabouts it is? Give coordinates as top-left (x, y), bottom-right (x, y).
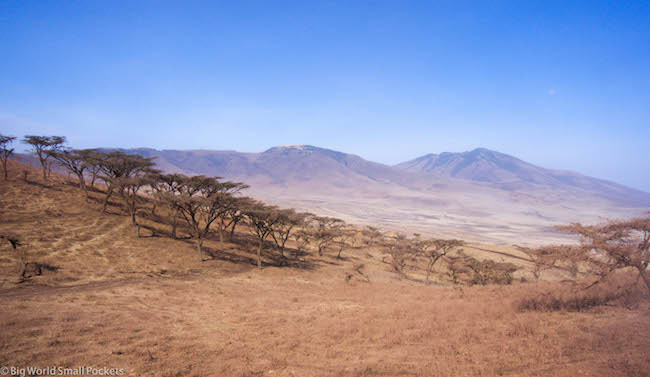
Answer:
top-left (0, 160), bottom-right (649, 376)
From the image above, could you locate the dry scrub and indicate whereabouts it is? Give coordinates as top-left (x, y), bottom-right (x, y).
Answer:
top-left (517, 272), bottom-right (646, 312)
top-left (1, 160), bottom-right (649, 377)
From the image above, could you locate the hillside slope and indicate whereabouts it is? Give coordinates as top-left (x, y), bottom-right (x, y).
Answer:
top-left (1, 159), bottom-right (649, 377)
top-left (395, 148), bottom-right (650, 206)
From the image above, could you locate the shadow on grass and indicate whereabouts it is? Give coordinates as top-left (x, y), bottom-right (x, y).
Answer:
top-left (25, 180), bottom-right (61, 191)
top-left (188, 240), bottom-right (321, 271)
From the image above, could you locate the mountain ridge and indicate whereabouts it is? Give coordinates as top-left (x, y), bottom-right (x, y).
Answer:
top-left (106, 145), bottom-right (649, 203)
top-left (32, 144), bottom-right (650, 244)
top-left (394, 147), bottom-right (650, 206)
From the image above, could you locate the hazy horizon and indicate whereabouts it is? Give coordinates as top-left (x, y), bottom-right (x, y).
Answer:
top-left (2, 2), bottom-right (649, 191)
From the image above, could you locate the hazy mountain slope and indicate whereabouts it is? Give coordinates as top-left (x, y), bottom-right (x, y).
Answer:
top-left (110, 145), bottom-right (422, 191)
top-left (395, 148), bottom-right (650, 206)
top-left (100, 145), bottom-right (649, 245)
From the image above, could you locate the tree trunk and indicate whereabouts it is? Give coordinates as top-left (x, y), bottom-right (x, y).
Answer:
top-left (103, 187), bottom-right (113, 213)
top-left (218, 227), bottom-right (224, 248)
top-left (426, 260), bottom-right (434, 281)
top-left (77, 174), bottom-right (89, 201)
top-left (196, 237), bottom-right (204, 262)
top-left (230, 222), bottom-right (238, 239)
top-left (131, 206), bottom-right (137, 224)
top-left (171, 215), bottom-right (177, 239)
top-left (40, 160), bottom-right (47, 179)
top-left (637, 266), bottom-right (650, 296)
top-left (257, 239), bottom-right (263, 269)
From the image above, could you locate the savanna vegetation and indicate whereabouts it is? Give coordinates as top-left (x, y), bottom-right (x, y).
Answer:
top-left (1, 134), bottom-right (648, 376)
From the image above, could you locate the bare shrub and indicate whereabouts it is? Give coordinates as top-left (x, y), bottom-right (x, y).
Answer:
top-left (469, 259), bottom-right (519, 285)
top-left (518, 245), bottom-right (561, 280)
top-left (345, 263), bottom-right (370, 284)
top-left (555, 216), bottom-right (650, 295)
top-left (446, 252), bottom-right (518, 285)
top-left (517, 272), bottom-right (645, 312)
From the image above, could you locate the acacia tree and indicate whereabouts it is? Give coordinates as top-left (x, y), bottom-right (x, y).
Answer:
top-left (22, 135), bottom-right (66, 179)
top-left (79, 150), bottom-right (104, 189)
top-left (413, 238), bottom-right (465, 282)
top-left (244, 202), bottom-right (280, 269)
top-left (556, 216), bottom-right (650, 294)
top-left (0, 135), bottom-right (16, 180)
top-left (210, 182), bottom-right (249, 247)
top-left (310, 216), bottom-right (345, 256)
top-left (518, 246), bottom-right (561, 280)
top-left (48, 149), bottom-right (91, 199)
top-left (94, 151), bottom-right (157, 213)
top-left (166, 176), bottom-right (240, 261)
top-left (150, 173), bottom-right (187, 238)
top-left (444, 252), bottom-right (518, 285)
top-left (270, 209), bottom-right (309, 259)
top-left (446, 252), bottom-right (474, 284)
top-left (115, 173), bottom-right (160, 226)
top-left (223, 196), bottom-right (256, 241)
top-left (360, 226), bottom-right (383, 247)
top-left (293, 229), bottom-right (312, 256)
top-left (382, 233), bottom-right (416, 276)
top-left (467, 258), bottom-right (519, 285)
top-left (334, 226), bottom-right (356, 259)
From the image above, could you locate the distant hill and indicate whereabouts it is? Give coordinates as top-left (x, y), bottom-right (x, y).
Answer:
top-left (394, 148), bottom-right (650, 207)
top-left (104, 145), bottom-right (420, 192)
top-left (96, 145), bottom-right (649, 245)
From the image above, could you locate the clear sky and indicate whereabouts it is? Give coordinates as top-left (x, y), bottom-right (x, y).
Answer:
top-left (1, 1), bottom-right (649, 191)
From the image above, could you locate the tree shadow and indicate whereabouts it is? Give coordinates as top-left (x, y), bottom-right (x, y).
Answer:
top-left (25, 180), bottom-right (61, 191)
top-left (267, 253), bottom-right (319, 270)
top-left (193, 240), bottom-right (320, 271)
top-left (202, 246), bottom-right (258, 266)
top-left (135, 224), bottom-right (159, 238)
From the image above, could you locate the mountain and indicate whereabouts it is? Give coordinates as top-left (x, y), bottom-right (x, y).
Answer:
top-left (109, 145), bottom-right (419, 192)
top-left (104, 145), bottom-right (649, 245)
top-left (394, 148), bottom-right (650, 207)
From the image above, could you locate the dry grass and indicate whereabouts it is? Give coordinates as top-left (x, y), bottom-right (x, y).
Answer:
top-left (516, 272), bottom-right (646, 312)
top-left (0, 160), bottom-right (649, 377)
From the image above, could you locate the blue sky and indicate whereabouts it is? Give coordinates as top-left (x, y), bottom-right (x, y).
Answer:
top-left (1, 1), bottom-right (649, 191)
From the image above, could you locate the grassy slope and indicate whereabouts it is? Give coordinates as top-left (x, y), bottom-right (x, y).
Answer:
top-left (0, 160), bottom-right (648, 377)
